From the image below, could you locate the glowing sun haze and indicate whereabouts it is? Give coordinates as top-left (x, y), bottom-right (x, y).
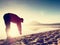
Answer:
top-left (0, 0), bottom-right (60, 39)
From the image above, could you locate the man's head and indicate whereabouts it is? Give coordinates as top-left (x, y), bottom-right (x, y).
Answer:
top-left (20, 18), bottom-right (24, 23)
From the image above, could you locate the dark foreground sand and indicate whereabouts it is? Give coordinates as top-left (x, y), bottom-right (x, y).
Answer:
top-left (0, 29), bottom-right (60, 45)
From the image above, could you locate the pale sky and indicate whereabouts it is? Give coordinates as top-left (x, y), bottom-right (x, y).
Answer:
top-left (0, 0), bottom-right (60, 39)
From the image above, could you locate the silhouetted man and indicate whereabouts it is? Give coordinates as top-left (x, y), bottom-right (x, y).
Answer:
top-left (3, 13), bottom-right (24, 35)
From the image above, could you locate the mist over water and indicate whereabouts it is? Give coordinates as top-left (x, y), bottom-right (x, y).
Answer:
top-left (22, 24), bottom-right (60, 36)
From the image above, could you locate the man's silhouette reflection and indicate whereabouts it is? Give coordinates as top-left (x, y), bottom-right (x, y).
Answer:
top-left (3, 13), bottom-right (23, 35)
